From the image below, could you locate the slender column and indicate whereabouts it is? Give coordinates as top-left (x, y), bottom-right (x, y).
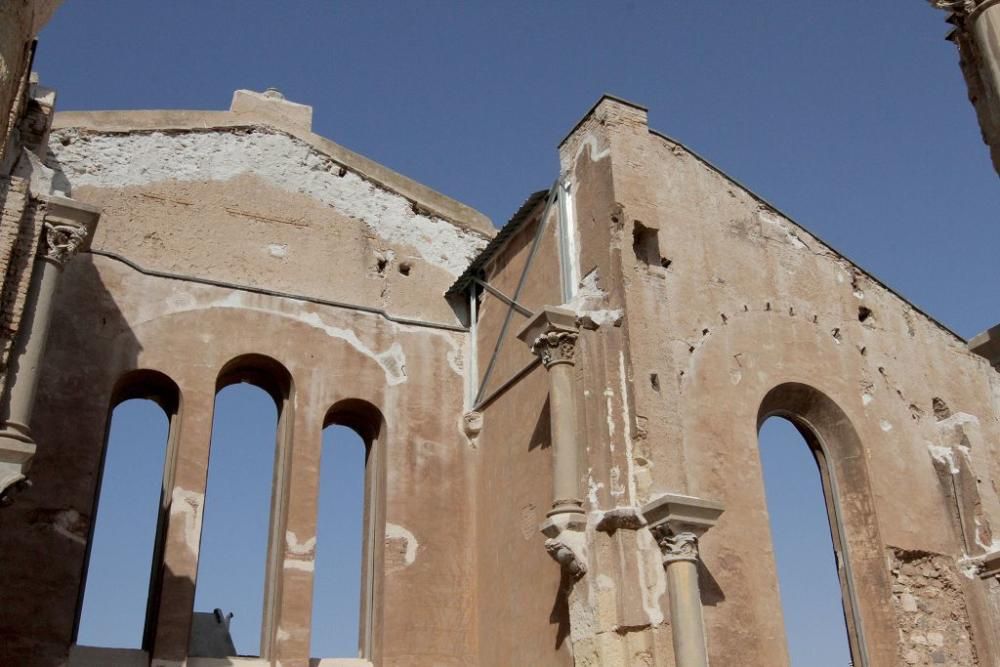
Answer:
top-left (517, 306), bottom-right (587, 575)
top-left (641, 493), bottom-right (724, 667)
top-left (934, 0), bottom-right (1000, 175)
top-left (0, 194), bottom-right (99, 498)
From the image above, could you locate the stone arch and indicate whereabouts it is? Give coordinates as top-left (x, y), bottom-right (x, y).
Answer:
top-left (757, 382), bottom-right (895, 667)
top-left (76, 368), bottom-right (182, 651)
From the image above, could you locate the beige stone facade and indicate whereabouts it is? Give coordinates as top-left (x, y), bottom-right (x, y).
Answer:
top-left (3, 5), bottom-right (1000, 666)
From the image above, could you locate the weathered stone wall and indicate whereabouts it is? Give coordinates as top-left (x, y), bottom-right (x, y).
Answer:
top-left (0, 95), bottom-right (491, 666)
top-left (555, 95), bottom-right (1000, 666)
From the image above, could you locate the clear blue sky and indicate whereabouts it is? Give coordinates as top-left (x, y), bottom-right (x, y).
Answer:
top-left (47, 1), bottom-right (996, 661)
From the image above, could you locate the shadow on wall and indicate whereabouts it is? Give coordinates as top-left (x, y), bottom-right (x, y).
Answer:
top-left (0, 252), bottom-right (142, 665)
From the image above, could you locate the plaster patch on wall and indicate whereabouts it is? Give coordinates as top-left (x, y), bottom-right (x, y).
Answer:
top-left (634, 528), bottom-right (666, 627)
top-left (588, 472), bottom-right (605, 505)
top-left (758, 210), bottom-right (808, 250)
top-left (928, 443), bottom-right (960, 475)
top-left (268, 243), bottom-right (288, 258)
top-left (52, 509), bottom-right (87, 546)
top-left (604, 388), bottom-right (616, 447)
top-left (296, 312), bottom-right (407, 385)
top-left (564, 270), bottom-right (622, 328)
top-left (170, 487), bottom-right (204, 556)
top-left (49, 128), bottom-right (488, 275)
top-left (285, 530), bottom-right (317, 568)
top-left (880, 419), bottom-right (893, 432)
top-left (571, 134), bottom-right (611, 165)
top-left (384, 523), bottom-right (418, 570)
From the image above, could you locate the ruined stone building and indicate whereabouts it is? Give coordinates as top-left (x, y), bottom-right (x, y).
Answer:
top-left (3, 2), bottom-right (1000, 666)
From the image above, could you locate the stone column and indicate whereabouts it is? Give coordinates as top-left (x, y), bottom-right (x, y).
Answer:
top-left (934, 0), bottom-right (1000, 175)
top-left (517, 306), bottom-right (587, 577)
top-left (640, 493), bottom-right (724, 667)
top-left (0, 194), bottom-right (99, 498)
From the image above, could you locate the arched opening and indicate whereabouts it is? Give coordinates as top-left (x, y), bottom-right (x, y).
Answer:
top-left (757, 382), bottom-right (895, 667)
top-left (76, 370), bottom-right (180, 650)
top-left (312, 399), bottom-right (384, 660)
top-left (192, 355), bottom-right (292, 659)
top-left (312, 425), bottom-right (367, 658)
top-left (758, 416), bottom-right (852, 666)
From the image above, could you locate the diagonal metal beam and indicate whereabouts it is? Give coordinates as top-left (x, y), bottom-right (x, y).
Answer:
top-left (472, 277), bottom-right (534, 318)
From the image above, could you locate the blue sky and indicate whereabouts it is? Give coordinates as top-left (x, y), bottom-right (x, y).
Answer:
top-left (45, 1), bottom-right (995, 661)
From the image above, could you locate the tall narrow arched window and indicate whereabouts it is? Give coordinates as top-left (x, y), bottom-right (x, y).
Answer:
top-left (76, 371), bottom-right (179, 651)
top-left (758, 416), bottom-right (853, 667)
top-left (312, 399), bottom-right (384, 661)
top-left (193, 355), bottom-right (291, 659)
top-left (312, 424), bottom-right (367, 658)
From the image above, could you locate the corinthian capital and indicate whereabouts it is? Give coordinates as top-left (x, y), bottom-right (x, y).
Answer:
top-left (531, 330), bottom-right (578, 368)
top-left (651, 527), bottom-right (700, 564)
top-left (517, 305), bottom-right (580, 369)
top-left (930, 0), bottom-right (995, 18)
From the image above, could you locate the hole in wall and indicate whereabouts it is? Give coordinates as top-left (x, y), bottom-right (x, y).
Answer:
top-left (650, 373), bottom-right (660, 392)
top-left (632, 221), bottom-right (666, 269)
top-left (858, 306), bottom-right (873, 323)
top-left (398, 262), bottom-right (411, 276)
top-left (375, 258), bottom-right (387, 274)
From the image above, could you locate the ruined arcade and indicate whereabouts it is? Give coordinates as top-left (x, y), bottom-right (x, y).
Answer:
top-left (2, 3), bottom-right (1000, 666)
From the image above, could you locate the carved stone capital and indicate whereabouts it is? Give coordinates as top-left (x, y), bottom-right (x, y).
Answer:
top-left (516, 305), bottom-right (580, 369)
top-left (37, 194), bottom-right (100, 267)
top-left (531, 330), bottom-right (578, 368)
top-left (42, 222), bottom-right (86, 265)
top-left (640, 492), bottom-right (724, 568)
top-left (651, 527), bottom-right (700, 564)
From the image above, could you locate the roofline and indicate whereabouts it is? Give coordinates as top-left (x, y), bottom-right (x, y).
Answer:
top-left (646, 128), bottom-right (967, 344)
top-left (51, 109), bottom-right (495, 238)
top-left (558, 94), bottom-right (648, 149)
top-left (447, 188), bottom-right (551, 296)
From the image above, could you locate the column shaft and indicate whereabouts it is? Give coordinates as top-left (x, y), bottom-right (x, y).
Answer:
top-left (1, 254), bottom-right (60, 435)
top-left (666, 558), bottom-right (709, 667)
top-left (547, 359), bottom-right (581, 516)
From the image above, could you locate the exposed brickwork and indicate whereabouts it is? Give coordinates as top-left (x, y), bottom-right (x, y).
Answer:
top-left (0, 175), bottom-right (42, 396)
top-left (890, 548), bottom-right (978, 666)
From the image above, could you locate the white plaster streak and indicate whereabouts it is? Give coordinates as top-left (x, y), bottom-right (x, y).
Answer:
top-left (170, 487), bottom-right (204, 556)
top-left (604, 387), bottom-right (616, 451)
top-left (384, 523), bottom-right (418, 566)
top-left (862, 392), bottom-right (873, 406)
top-left (573, 134), bottom-right (611, 163)
top-left (618, 351), bottom-right (638, 505)
top-left (49, 129), bottom-right (488, 275)
top-left (635, 527), bottom-right (666, 626)
top-left (284, 559), bottom-right (315, 572)
top-left (267, 243), bottom-right (288, 258)
top-left (587, 471), bottom-right (604, 505)
top-left (880, 419), bottom-right (893, 432)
